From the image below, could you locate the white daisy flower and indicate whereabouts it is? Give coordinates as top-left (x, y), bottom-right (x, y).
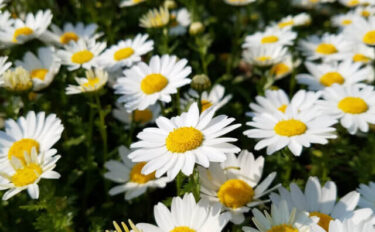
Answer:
top-left (223, 0), bottom-right (256, 6)
top-left (136, 193), bottom-right (231, 232)
top-left (0, 56), bottom-right (11, 80)
top-left (244, 104), bottom-right (337, 156)
top-left (243, 45), bottom-right (288, 67)
top-left (114, 55), bottom-right (192, 112)
top-left (182, 84), bottom-right (232, 112)
top-left (247, 89), bottom-right (322, 117)
top-left (120, 0), bottom-right (146, 7)
top-left (274, 13), bottom-right (312, 29)
top-left (339, 0), bottom-right (369, 7)
top-left (129, 102), bottom-right (241, 179)
top-left (292, 0), bottom-right (335, 9)
top-left (0, 10), bottom-right (52, 45)
top-left (0, 111), bottom-right (63, 172)
top-left (331, 12), bottom-right (362, 28)
top-left (15, 47), bottom-right (61, 91)
top-left (243, 200), bottom-right (324, 232)
top-left (344, 16), bottom-right (375, 46)
top-left (170, 8), bottom-right (191, 36)
top-left (42, 22), bottom-right (102, 46)
top-left (348, 44), bottom-right (374, 64)
top-left (354, 6), bottom-right (375, 18)
top-left (0, 147), bottom-right (61, 200)
top-left (270, 176), bottom-right (373, 232)
top-left (104, 146), bottom-right (170, 200)
top-left (296, 60), bottom-right (371, 90)
top-left (140, 7), bottom-right (170, 28)
top-left (98, 34), bottom-right (154, 71)
top-left (328, 218), bottom-right (375, 232)
top-left (57, 38), bottom-right (106, 71)
top-left (66, 68), bottom-right (108, 95)
top-left (270, 54), bottom-right (301, 80)
top-left (298, 33), bottom-right (353, 62)
top-left (113, 102), bottom-right (160, 128)
top-left (243, 27), bottom-right (297, 48)
top-left (199, 150), bottom-right (280, 224)
top-left (358, 181), bottom-right (375, 212)
top-left (319, 84), bottom-right (375, 134)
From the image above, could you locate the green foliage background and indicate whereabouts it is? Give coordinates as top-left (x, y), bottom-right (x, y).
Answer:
top-left (0, 0), bottom-right (374, 231)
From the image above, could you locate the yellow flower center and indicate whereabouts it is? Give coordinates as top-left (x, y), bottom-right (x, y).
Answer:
top-left (278, 104), bottom-right (288, 113)
top-left (113, 47), bottom-right (135, 61)
top-left (315, 43), bottom-right (338, 55)
top-left (278, 20), bottom-right (294, 28)
top-left (338, 97), bottom-right (368, 114)
top-left (319, 72), bottom-right (345, 87)
top-left (348, 0), bottom-right (359, 6)
top-left (266, 224), bottom-right (299, 232)
top-left (170, 226), bottom-right (196, 232)
top-left (353, 54), bottom-right (371, 63)
top-left (201, 100), bottom-right (213, 112)
top-left (271, 63), bottom-right (290, 76)
top-left (133, 109), bottom-right (153, 124)
top-left (341, 19), bottom-right (352, 25)
top-left (362, 10), bottom-right (370, 17)
top-left (261, 35), bottom-right (279, 44)
top-left (60, 32), bottom-right (79, 44)
top-left (217, 179), bottom-right (254, 209)
top-left (13, 27), bottom-right (33, 42)
top-left (11, 163), bottom-right (42, 187)
top-left (82, 77), bottom-right (100, 88)
top-left (31, 69), bottom-right (48, 81)
top-left (257, 56), bottom-right (272, 62)
top-left (166, 127), bottom-right (204, 153)
top-left (8, 139), bottom-right (40, 162)
top-left (274, 119), bottom-right (307, 137)
top-left (129, 162), bottom-right (156, 184)
top-left (309, 212), bottom-right (333, 232)
top-left (309, 0), bottom-right (319, 3)
top-left (71, 50), bottom-right (94, 64)
top-left (140, 74), bottom-right (168, 95)
top-left (363, 30), bottom-right (375, 45)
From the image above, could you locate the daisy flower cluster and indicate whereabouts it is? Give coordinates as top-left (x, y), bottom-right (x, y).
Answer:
top-left (0, 0), bottom-right (375, 231)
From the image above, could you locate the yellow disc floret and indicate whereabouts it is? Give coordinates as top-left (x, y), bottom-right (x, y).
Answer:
top-left (71, 50), bottom-right (94, 64)
top-left (315, 43), bottom-right (338, 55)
top-left (338, 97), bottom-right (368, 114)
top-left (266, 224), bottom-right (299, 232)
top-left (82, 77), bottom-right (100, 88)
top-left (278, 104), bottom-right (288, 113)
top-left (319, 72), bottom-right (345, 87)
top-left (13, 27), bottom-right (34, 42)
top-left (11, 163), bottom-right (42, 187)
top-left (271, 63), bottom-right (290, 77)
top-left (363, 30), bottom-right (375, 45)
top-left (201, 100), bottom-right (213, 112)
top-left (133, 109), bottom-right (153, 124)
top-left (274, 119), bottom-right (307, 137)
top-left (166, 127), bottom-right (204, 153)
top-left (114, 47), bottom-right (135, 61)
top-left (353, 54), bottom-right (371, 63)
top-left (140, 74), bottom-right (169, 95)
top-left (217, 179), bottom-right (254, 209)
top-left (129, 162), bottom-right (156, 184)
top-left (309, 212), bottom-right (333, 232)
top-left (31, 69), bottom-right (49, 81)
top-left (261, 35), bottom-right (279, 44)
top-left (60, 32), bottom-right (79, 44)
top-left (170, 226), bottom-right (196, 232)
top-left (8, 139), bottom-right (40, 162)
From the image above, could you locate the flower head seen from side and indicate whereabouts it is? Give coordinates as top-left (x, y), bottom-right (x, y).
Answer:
top-left (247, 89), bottom-right (322, 118)
top-left (57, 38), bottom-right (106, 71)
top-left (42, 22), bottom-right (102, 46)
top-left (358, 181), bottom-right (375, 212)
top-left (243, 27), bottom-right (297, 48)
top-left (140, 7), bottom-right (169, 28)
top-left (244, 104), bottom-right (337, 156)
top-left (182, 84), bottom-right (232, 112)
top-left (1, 67), bottom-right (33, 92)
top-left (319, 84), bottom-right (375, 134)
top-left (298, 33), bottom-right (353, 62)
top-left (98, 34), bottom-right (154, 71)
top-left (15, 47), bottom-right (61, 91)
top-left (120, 0), bottom-right (146, 7)
top-left (129, 102), bottom-right (241, 180)
top-left (199, 150), bottom-right (280, 224)
top-left (0, 10), bottom-right (52, 45)
top-left (0, 111), bottom-right (64, 172)
top-left (136, 193), bottom-right (231, 232)
top-left (270, 54), bottom-right (301, 80)
top-left (242, 45), bottom-right (288, 67)
top-left (270, 176), bottom-right (372, 232)
top-left (223, 0), bottom-right (256, 6)
top-left (296, 61), bottom-right (371, 91)
top-left (243, 200), bottom-right (323, 232)
top-left (0, 147), bottom-right (61, 200)
top-left (275, 13), bottom-right (311, 29)
top-left (66, 69), bottom-right (108, 95)
top-left (331, 12), bottom-right (361, 28)
top-left (114, 55), bottom-right (192, 112)
top-left (104, 146), bottom-right (170, 200)
top-left (112, 102), bottom-right (160, 128)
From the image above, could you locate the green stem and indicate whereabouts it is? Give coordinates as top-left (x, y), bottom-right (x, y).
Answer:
top-left (94, 93), bottom-right (108, 163)
top-left (175, 89), bottom-right (181, 115)
top-left (158, 101), bottom-right (166, 116)
top-left (198, 91), bottom-right (203, 113)
top-left (176, 172), bottom-right (184, 196)
top-left (87, 95), bottom-right (94, 149)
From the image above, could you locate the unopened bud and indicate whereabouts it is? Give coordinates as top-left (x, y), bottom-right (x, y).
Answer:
top-left (189, 22), bottom-right (204, 35)
top-left (191, 74), bottom-right (211, 92)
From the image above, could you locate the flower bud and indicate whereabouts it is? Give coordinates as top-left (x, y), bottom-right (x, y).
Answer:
top-left (191, 74), bottom-right (211, 92)
top-left (189, 22), bottom-right (204, 35)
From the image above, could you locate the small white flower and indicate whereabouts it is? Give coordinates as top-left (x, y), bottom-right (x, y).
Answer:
top-left (66, 69), bottom-right (108, 94)
top-left (243, 27), bottom-right (297, 48)
top-left (112, 102), bottom-right (161, 128)
top-left (243, 45), bottom-right (288, 67)
top-left (274, 13), bottom-right (312, 29)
